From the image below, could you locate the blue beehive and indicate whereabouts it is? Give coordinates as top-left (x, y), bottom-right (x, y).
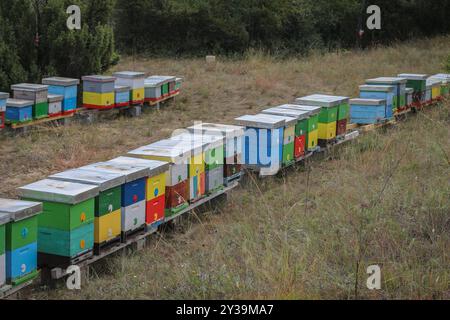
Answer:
top-left (350, 98), bottom-right (387, 124)
top-left (5, 99), bottom-right (34, 124)
top-left (114, 85), bottom-right (131, 107)
top-left (235, 114), bottom-right (289, 173)
top-left (359, 85), bottom-right (396, 119)
top-left (42, 77), bottom-right (80, 114)
top-left (0, 92), bottom-right (9, 129)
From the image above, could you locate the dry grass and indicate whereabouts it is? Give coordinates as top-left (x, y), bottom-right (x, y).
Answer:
top-left (1, 36), bottom-right (449, 300)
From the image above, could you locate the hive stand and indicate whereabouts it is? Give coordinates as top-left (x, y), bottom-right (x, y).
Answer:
top-left (0, 279), bottom-right (36, 300)
top-left (75, 104), bottom-right (143, 124)
top-left (3, 113), bottom-right (75, 135)
top-left (39, 182), bottom-right (238, 287)
top-left (146, 92), bottom-right (179, 111)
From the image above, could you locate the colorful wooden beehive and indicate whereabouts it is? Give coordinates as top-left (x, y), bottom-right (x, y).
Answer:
top-left (187, 123), bottom-right (245, 186)
top-left (47, 94), bottom-right (63, 117)
top-left (11, 83), bottom-right (49, 120)
top-left (295, 94), bottom-right (349, 147)
top-left (261, 106), bottom-right (310, 159)
top-left (154, 76), bottom-right (177, 97)
top-left (171, 132), bottom-right (225, 195)
top-left (0, 92), bottom-right (9, 129)
top-left (396, 74), bottom-right (427, 104)
top-left (5, 99), bottom-right (33, 124)
top-left (113, 71), bottom-right (145, 105)
top-left (175, 78), bottom-right (183, 94)
top-left (114, 85), bottom-right (131, 108)
top-left (350, 98), bottom-right (387, 124)
top-left (235, 114), bottom-right (295, 175)
top-left (144, 77), bottom-right (164, 103)
top-left (79, 160), bottom-right (151, 240)
top-left (359, 85), bottom-right (396, 118)
top-left (18, 180), bottom-right (98, 268)
top-left (106, 157), bottom-right (170, 229)
top-left (405, 88), bottom-right (414, 107)
top-left (280, 104), bottom-right (321, 151)
top-left (427, 78), bottom-right (442, 101)
top-left (42, 77), bottom-right (80, 114)
top-left (82, 75), bottom-right (116, 109)
top-left (165, 136), bottom-right (208, 203)
top-left (366, 77), bottom-right (407, 111)
top-left (0, 199), bottom-right (42, 286)
top-left (48, 169), bottom-right (126, 255)
top-left (424, 84), bottom-right (432, 103)
top-left (428, 74), bottom-right (450, 97)
top-left (128, 141), bottom-right (191, 217)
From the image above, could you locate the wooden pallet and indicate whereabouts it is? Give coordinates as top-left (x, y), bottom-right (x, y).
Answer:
top-left (347, 120), bottom-right (396, 133)
top-left (146, 92), bottom-right (179, 107)
top-left (6, 113), bottom-right (75, 130)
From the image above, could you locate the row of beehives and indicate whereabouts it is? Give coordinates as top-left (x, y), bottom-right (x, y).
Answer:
top-left (350, 73), bottom-right (450, 124)
top-left (0, 71), bottom-right (449, 292)
top-left (0, 123), bottom-right (245, 288)
top-left (0, 73), bottom-right (182, 128)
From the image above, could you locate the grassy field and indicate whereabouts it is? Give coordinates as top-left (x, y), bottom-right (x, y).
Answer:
top-left (1, 36), bottom-right (449, 300)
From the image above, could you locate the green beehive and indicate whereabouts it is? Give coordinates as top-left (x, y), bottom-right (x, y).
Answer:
top-left (397, 74), bottom-right (428, 95)
top-left (337, 103), bottom-right (350, 121)
top-left (295, 94), bottom-right (349, 124)
top-left (11, 83), bottom-right (49, 120)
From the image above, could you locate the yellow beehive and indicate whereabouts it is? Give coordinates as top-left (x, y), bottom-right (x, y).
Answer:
top-left (94, 210), bottom-right (121, 244)
top-left (318, 122), bottom-right (337, 140)
top-left (83, 92), bottom-right (115, 108)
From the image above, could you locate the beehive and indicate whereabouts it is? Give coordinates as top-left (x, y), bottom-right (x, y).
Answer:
top-left (235, 114), bottom-right (296, 173)
top-left (424, 84), bottom-right (432, 103)
top-left (47, 94), bottom-right (63, 117)
top-left (365, 77), bottom-right (407, 110)
top-left (107, 157), bottom-right (170, 228)
top-left (175, 78), bottom-right (183, 93)
top-left (82, 75), bottom-right (116, 109)
top-left (442, 81), bottom-right (450, 97)
top-left (171, 132), bottom-right (225, 194)
top-left (166, 135), bottom-right (209, 202)
top-left (11, 83), bottom-right (49, 119)
top-left (113, 71), bottom-right (145, 105)
top-left (144, 77), bottom-right (164, 103)
top-left (350, 98), bottom-right (387, 124)
top-left (295, 94), bottom-right (349, 146)
top-left (0, 92), bottom-right (9, 129)
top-left (42, 77), bottom-right (80, 114)
top-left (0, 199), bottom-right (42, 285)
top-left (80, 160), bottom-right (153, 237)
top-left (187, 123), bottom-right (245, 185)
top-left (428, 74), bottom-right (450, 97)
top-left (261, 106), bottom-right (310, 159)
top-left (0, 211), bottom-right (11, 287)
top-left (128, 141), bottom-right (192, 217)
top-left (18, 180), bottom-right (98, 268)
top-left (153, 76), bottom-right (177, 97)
top-left (405, 88), bottom-right (414, 106)
top-left (397, 74), bottom-right (428, 103)
top-left (427, 79), bottom-right (442, 101)
top-left (359, 85), bottom-right (396, 118)
top-left (279, 105), bottom-right (321, 151)
top-left (5, 99), bottom-right (33, 124)
top-left (114, 85), bottom-right (131, 108)
top-left (48, 169), bottom-right (126, 252)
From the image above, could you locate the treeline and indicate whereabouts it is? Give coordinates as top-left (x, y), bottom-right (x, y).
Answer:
top-left (1, 0), bottom-right (450, 91)
top-left (0, 0), bottom-right (117, 91)
top-left (115, 0), bottom-right (450, 55)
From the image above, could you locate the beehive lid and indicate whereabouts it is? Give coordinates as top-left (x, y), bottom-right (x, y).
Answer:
top-left (171, 132), bottom-right (225, 151)
top-left (42, 77), bottom-right (80, 86)
top-left (279, 104), bottom-right (322, 116)
top-left (187, 123), bottom-right (245, 139)
top-left (429, 73), bottom-right (450, 80)
top-left (48, 94), bottom-right (64, 102)
top-left (80, 161), bottom-right (150, 183)
top-left (397, 74), bottom-right (428, 80)
top-left (366, 77), bottom-right (407, 84)
top-left (114, 85), bottom-right (131, 92)
top-left (0, 199), bottom-right (42, 222)
top-left (405, 88), bottom-right (414, 93)
top-left (11, 83), bottom-right (48, 92)
top-left (145, 77), bottom-right (166, 87)
top-left (262, 107), bottom-right (310, 120)
top-left (82, 75), bottom-right (116, 83)
top-left (113, 71), bottom-right (146, 79)
top-left (6, 99), bottom-right (34, 108)
top-left (152, 75), bottom-right (176, 83)
top-left (107, 157), bottom-right (170, 177)
top-left (359, 85), bottom-right (396, 92)
top-left (167, 135), bottom-right (210, 155)
top-left (48, 168), bottom-right (126, 192)
top-left (128, 141), bottom-right (191, 164)
top-left (426, 78), bottom-right (442, 86)
top-left (295, 94), bottom-right (349, 107)
top-left (0, 92), bottom-right (9, 100)
top-left (235, 114), bottom-right (291, 129)
top-left (176, 77), bottom-right (183, 82)
top-left (18, 179), bottom-right (99, 205)
top-left (350, 98), bottom-right (386, 106)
